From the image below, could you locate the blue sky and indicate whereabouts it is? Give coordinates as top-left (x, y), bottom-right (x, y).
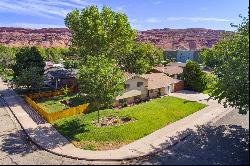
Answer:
top-left (0, 0), bottom-right (248, 31)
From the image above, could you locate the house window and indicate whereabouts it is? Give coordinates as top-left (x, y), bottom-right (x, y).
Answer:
top-left (137, 82), bottom-right (143, 87)
top-left (124, 84), bottom-right (130, 89)
top-left (134, 96), bottom-right (141, 101)
top-left (119, 99), bottom-right (124, 104)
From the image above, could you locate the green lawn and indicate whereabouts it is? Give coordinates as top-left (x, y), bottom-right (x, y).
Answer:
top-left (53, 96), bottom-right (206, 150)
top-left (36, 94), bottom-right (85, 113)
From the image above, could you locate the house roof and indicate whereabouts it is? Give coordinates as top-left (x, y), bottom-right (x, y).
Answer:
top-left (153, 65), bottom-right (183, 76)
top-left (123, 72), bottom-right (136, 80)
top-left (116, 90), bottom-right (142, 100)
top-left (45, 68), bottom-right (77, 79)
top-left (141, 73), bottom-right (182, 90)
top-left (167, 62), bottom-right (186, 67)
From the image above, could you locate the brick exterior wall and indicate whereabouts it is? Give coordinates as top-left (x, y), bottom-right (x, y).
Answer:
top-left (173, 81), bottom-right (184, 92)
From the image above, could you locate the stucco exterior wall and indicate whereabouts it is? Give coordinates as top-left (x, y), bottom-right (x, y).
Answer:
top-left (125, 76), bottom-right (148, 97)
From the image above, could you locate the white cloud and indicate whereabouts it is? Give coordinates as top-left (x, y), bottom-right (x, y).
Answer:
top-left (153, 1), bottom-right (163, 5)
top-left (131, 24), bottom-right (145, 31)
top-left (200, 7), bottom-right (208, 11)
top-left (145, 18), bottom-right (162, 23)
top-left (116, 6), bottom-right (124, 11)
top-left (68, 0), bottom-right (90, 6)
top-left (166, 17), bottom-right (235, 22)
top-left (0, 0), bottom-right (95, 19)
top-left (114, 6), bottom-right (127, 12)
top-left (129, 19), bottom-right (137, 23)
top-left (0, 22), bottom-right (66, 29)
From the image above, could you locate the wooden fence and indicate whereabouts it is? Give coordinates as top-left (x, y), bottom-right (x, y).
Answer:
top-left (24, 90), bottom-right (88, 123)
top-left (27, 88), bottom-right (74, 99)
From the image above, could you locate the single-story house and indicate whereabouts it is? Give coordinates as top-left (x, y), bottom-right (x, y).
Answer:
top-left (114, 72), bottom-right (184, 107)
top-left (44, 68), bottom-right (78, 91)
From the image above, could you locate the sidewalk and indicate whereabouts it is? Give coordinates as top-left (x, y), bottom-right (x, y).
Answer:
top-left (0, 80), bottom-right (234, 161)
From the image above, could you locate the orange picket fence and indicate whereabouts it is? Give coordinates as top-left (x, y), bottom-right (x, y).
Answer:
top-left (24, 95), bottom-right (89, 123)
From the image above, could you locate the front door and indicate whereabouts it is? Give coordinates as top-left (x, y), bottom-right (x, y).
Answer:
top-left (169, 84), bottom-right (174, 93)
top-left (165, 85), bottom-right (170, 94)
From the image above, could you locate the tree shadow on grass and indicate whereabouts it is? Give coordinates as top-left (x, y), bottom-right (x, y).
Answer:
top-left (68, 96), bottom-right (86, 107)
top-left (183, 100), bottom-right (197, 104)
top-left (52, 119), bottom-right (89, 142)
top-left (132, 124), bottom-right (249, 165)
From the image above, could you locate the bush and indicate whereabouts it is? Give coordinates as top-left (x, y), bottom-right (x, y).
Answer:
top-left (181, 61), bottom-right (208, 92)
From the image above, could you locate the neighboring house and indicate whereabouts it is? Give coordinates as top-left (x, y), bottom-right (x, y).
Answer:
top-left (44, 68), bottom-right (78, 91)
top-left (151, 62), bottom-right (186, 79)
top-left (176, 50), bottom-right (195, 62)
top-left (44, 61), bottom-right (54, 71)
top-left (165, 50), bottom-right (201, 63)
top-left (53, 63), bottom-right (64, 68)
top-left (114, 72), bottom-right (184, 107)
top-left (44, 61), bottom-right (65, 71)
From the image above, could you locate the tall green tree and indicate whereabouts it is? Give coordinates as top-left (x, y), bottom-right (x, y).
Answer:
top-left (77, 55), bottom-right (125, 112)
top-left (35, 46), bottom-right (47, 61)
top-left (0, 45), bottom-right (16, 69)
top-left (14, 67), bottom-right (44, 89)
top-left (46, 47), bottom-right (62, 63)
top-left (201, 17), bottom-right (249, 114)
top-left (65, 5), bottom-right (136, 61)
top-left (200, 47), bottom-right (223, 69)
top-left (181, 61), bottom-right (208, 92)
top-left (120, 42), bottom-right (163, 74)
top-left (12, 47), bottom-right (45, 89)
top-left (64, 58), bottom-right (80, 69)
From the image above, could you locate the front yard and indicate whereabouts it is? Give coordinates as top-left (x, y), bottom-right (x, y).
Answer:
top-left (53, 96), bottom-right (206, 150)
top-left (35, 94), bottom-right (85, 113)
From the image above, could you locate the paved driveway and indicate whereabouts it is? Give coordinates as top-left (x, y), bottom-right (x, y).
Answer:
top-left (129, 110), bottom-right (249, 165)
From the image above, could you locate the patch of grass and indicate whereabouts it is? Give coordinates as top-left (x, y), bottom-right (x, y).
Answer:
top-left (84, 144), bottom-right (97, 150)
top-left (36, 94), bottom-right (85, 113)
top-left (53, 96), bottom-right (206, 150)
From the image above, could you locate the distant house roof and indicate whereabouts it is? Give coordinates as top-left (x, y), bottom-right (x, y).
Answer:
top-left (141, 73), bottom-right (182, 90)
top-left (45, 68), bottom-right (77, 79)
top-left (152, 65), bottom-right (184, 76)
top-left (123, 72), bottom-right (136, 80)
top-left (167, 62), bottom-right (186, 67)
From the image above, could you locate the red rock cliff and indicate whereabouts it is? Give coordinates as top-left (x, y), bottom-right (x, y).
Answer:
top-left (0, 27), bottom-right (231, 50)
top-left (136, 28), bottom-right (232, 50)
